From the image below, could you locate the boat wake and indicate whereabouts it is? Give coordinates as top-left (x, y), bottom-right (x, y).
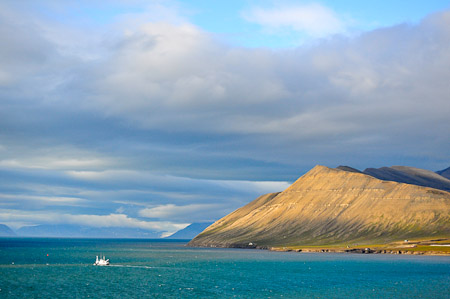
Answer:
top-left (107, 264), bottom-right (155, 269)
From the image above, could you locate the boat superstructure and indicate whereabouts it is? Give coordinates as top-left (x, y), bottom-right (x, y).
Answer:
top-left (93, 255), bottom-right (110, 266)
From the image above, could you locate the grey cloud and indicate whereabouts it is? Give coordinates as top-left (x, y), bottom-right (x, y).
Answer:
top-left (84, 12), bottom-right (450, 146)
top-left (0, 10), bottom-right (54, 85)
top-left (71, 12), bottom-right (450, 175)
top-left (0, 4), bottom-right (449, 229)
top-left (0, 160), bottom-right (290, 226)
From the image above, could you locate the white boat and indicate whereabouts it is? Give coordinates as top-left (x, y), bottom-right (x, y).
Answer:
top-left (93, 255), bottom-right (110, 266)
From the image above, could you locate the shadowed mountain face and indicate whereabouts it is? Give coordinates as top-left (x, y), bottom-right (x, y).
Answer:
top-left (363, 166), bottom-right (450, 192)
top-left (188, 165), bottom-right (450, 248)
top-left (336, 166), bottom-right (362, 173)
top-left (437, 167), bottom-right (450, 180)
top-left (0, 224), bottom-right (16, 237)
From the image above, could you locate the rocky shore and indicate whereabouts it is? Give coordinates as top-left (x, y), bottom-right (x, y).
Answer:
top-left (268, 247), bottom-right (450, 256)
top-left (189, 240), bottom-right (450, 256)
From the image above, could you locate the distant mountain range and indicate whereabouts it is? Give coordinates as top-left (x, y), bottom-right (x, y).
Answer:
top-left (189, 165), bottom-right (450, 248)
top-left (15, 224), bottom-right (163, 238)
top-left (165, 222), bottom-right (213, 240)
top-left (0, 223), bottom-right (212, 239)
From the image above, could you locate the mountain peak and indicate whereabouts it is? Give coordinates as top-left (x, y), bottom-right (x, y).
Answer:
top-left (437, 166), bottom-right (450, 180)
top-left (336, 166), bottom-right (362, 173)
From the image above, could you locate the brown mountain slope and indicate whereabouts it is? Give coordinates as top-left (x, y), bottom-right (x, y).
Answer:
top-left (188, 165), bottom-right (450, 248)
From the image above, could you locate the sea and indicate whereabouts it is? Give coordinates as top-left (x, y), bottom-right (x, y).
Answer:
top-left (1, 238), bottom-right (449, 298)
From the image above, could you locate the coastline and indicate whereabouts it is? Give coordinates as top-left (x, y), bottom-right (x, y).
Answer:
top-left (268, 246), bottom-right (450, 256)
top-left (189, 238), bottom-right (450, 256)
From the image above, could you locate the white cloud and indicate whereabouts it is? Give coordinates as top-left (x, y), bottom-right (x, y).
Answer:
top-left (243, 3), bottom-right (346, 37)
top-left (65, 213), bottom-right (188, 231)
top-left (0, 158), bottom-right (110, 170)
top-left (139, 203), bottom-right (221, 219)
top-left (0, 145), bottom-right (114, 171)
top-left (0, 193), bottom-right (86, 205)
top-left (0, 209), bottom-right (188, 232)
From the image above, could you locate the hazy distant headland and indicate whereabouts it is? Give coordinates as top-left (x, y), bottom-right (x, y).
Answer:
top-left (0, 224), bottom-right (16, 237)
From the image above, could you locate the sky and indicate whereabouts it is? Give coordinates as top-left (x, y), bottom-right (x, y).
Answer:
top-left (0, 0), bottom-right (449, 236)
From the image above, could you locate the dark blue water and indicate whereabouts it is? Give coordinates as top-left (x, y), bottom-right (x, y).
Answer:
top-left (1, 238), bottom-right (449, 298)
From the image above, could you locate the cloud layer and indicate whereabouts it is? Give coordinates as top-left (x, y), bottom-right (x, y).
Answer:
top-left (0, 2), bottom-right (449, 233)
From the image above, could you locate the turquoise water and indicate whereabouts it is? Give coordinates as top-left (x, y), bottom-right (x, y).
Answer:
top-left (1, 238), bottom-right (449, 298)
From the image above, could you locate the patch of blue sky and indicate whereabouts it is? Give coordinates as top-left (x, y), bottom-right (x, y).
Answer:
top-left (16, 0), bottom-right (450, 48)
top-left (185, 0), bottom-right (450, 47)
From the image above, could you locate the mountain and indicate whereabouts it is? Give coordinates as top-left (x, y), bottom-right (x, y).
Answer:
top-left (165, 222), bottom-right (213, 240)
top-left (363, 166), bottom-right (450, 192)
top-left (0, 224), bottom-right (16, 237)
top-left (17, 224), bottom-right (163, 238)
top-left (188, 165), bottom-right (450, 248)
top-left (437, 167), bottom-right (450, 180)
top-left (336, 165), bottom-right (362, 173)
